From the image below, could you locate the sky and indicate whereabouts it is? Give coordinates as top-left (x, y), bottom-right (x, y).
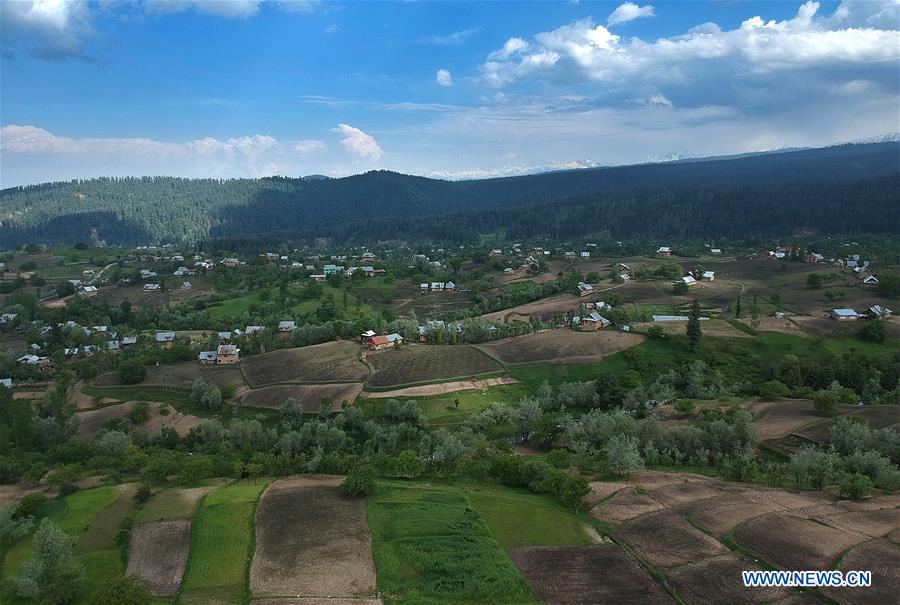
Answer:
top-left (0, 0), bottom-right (898, 187)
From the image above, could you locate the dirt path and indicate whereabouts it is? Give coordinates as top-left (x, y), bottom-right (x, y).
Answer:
top-left (361, 375), bottom-right (519, 398)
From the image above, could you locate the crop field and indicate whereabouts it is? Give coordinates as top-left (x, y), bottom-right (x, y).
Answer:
top-left (366, 344), bottom-right (503, 389)
top-left (240, 382), bottom-right (364, 411)
top-left (250, 476), bottom-right (376, 598)
top-left (180, 480), bottom-right (270, 604)
top-left (74, 400), bottom-right (204, 439)
top-left (665, 553), bottom-right (789, 604)
top-left (476, 329), bottom-right (644, 365)
top-left (133, 481), bottom-right (227, 523)
top-left (826, 538), bottom-right (900, 605)
top-left (617, 510), bottom-right (730, 568)
top-left (127, 519), bottom-right (192, 596)
top-left (390, 291), bottom-right (475, 319)
top-left (733, 511), bottom-right (868, 570)
top-left (366, 481), bottom-right (536, 604)
top-left (481, 292), bottom-right (581, 324)
top-left (508, 545), bottom-right (672, 605)
top-left (242, 341), bottom-right (368, 387)
top-left (94, 363), bottom-right (247, 389)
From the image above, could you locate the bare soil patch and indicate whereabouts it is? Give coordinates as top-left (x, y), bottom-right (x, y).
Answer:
top-left (94, 363), bottom-right (247, 389)
top-left (586, 481), bottom-right (630, 507)
top-left (747, 399), bottom-right (821, 441)
top-left (818, 509), bottom-right (900, 538)
top-left (240, 382), bottom-right (364, 411)
top-left (481, 292), bottom-right (582, 324)
top-left (634, 319), bottom-right (749, 338)
top-left (250, 475), bottom-right (377, 598)
top-left (75, 401), bottom-right (203, 439)
top-left (361, 376), bottom-right (518, 399)
top-left (242, 341), bottom-right (368, 387)
top-left (617, 510), bottom-right (729, 569)
top-left (684, 491), bottom-right (785, 537)
top-left (825, 538), bottom-right (900, 605)
top-left (645, 478), bottom-right (726, 508)
top-left (590, 488), bottom-right (664, 525)
top-left (734, 511), bottom-right (867, 570)
top-left (476, 329), bottom-right (644, 365)
top-left (0, 484), bottom-right (47, 506)
top-left (666, 552), bottom-right (790, 604)
top-left (127, 519), bottom-right (192, 596)
top-left (508, 544), bottom-right (672, 605)
top-left (366, 345), bottom-right (502, 389)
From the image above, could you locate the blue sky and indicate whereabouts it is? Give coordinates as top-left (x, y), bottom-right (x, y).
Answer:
top-left (1, 0), bottom-right (898, 186)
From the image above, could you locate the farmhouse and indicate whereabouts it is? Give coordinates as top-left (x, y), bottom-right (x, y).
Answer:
top-left (564, 251), bottom-right (576, 261)
top-left (245, 325), bottom-right (264, 336)
top-left (221, 257), bottom-right (241, 267)
top-left (156, 331), bottom-right (177, 347)
top-left (576, 282), bottom-right (594, 296)
top-left (360, 329), bottom-right (376, 342)
top-left (710, 248), bottom-right (722, 255)
top-left (701, 271), bottom-right (715, 281)
top-left (657, 246), bottom-right (672, 256)
top-left (0, 379), bottom-right (11, 388)
top-left (489, 249), bottom-right (503, 257)
top-left (78, 285), bottom-right (99, 298)
top-left (82, 269), bottom-right (95, 278)
top-left (361, 251), bottom-right (377, 261)
top-left (310, 274), bottom-right (326, 281)
top-left (323, 264), bottom-right (340, 275)
top-left (278, 320), bottom-right (296, 338)
top-left (581, 311), bottom-right (611, 331)
top-left (180, 281), bottom-right (192, 289)
top-left (580, 251), bottom-right (590, 258)
top-left (216, 344), bottom-right (241, 364)
top-left (143, 283), bottom-right (161, 292)
top-left (198, 351), bottom-right (217, 365)
top-left (867, 305), bottom-right (893, 319)
top-left (805, 252), bottom-right (825, 263)
top-left (366, 333), bottom-right (403, 351)
top-left (444, 281), bottom-right (456, 292)
top-left (861, 275), bottom-right (879, 290)
top-left (680, 275), bottom-right (697, 287)
top-left (830, 308), bottom-right (859, 321)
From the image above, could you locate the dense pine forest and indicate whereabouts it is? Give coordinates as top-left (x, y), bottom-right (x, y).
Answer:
top-left (0, 142), bottom-right (897, 246)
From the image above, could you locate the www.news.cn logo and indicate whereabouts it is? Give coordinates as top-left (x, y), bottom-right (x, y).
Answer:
top-left (743, 570), bottom-right (872, 588)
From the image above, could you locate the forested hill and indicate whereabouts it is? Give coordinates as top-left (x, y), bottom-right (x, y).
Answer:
top-left (0, 142), bottom-right (897, 246)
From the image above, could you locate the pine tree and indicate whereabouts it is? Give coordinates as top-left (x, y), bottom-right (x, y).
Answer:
top-left (687, 299), bottom-right (702, 351)
top-left (735, 295), bottom-right (742, 318)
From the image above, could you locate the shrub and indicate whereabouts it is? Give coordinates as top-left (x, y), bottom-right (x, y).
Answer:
top-left (119, 359), bottom-right (145, 385)
top-left (342, 464), bottom-right (375, 497)
top-left (133, 485), bottom-right (152, 506)
top-left (840, 473), bottom-right (873, 501)
top-left (127, 402), bottom-right (151, 424)
top-left (758, 380), bottom-right (790, 399)
top-left (14, 493), bottom-right (47, 519)
top-left (91, 574), bottom-right (153, 605)
top-left (645, 325), bottom-right (666, 340)
top-left (673, 400), bottom-right (696, 417)
top-left (859, 320), bottom-right (886, 344)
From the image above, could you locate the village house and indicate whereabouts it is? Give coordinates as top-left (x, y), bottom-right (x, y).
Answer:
top-left (17, 355), bottom-right (52, 369)
top-left (180, 281), bottom-right (192, 290)
top-left (278, 320), bottom-right (296, 338)
top-left (581, 311), bottom-right (611, 331)
top-left (580, 251), bottom-right (590, 258)
top-left (710, 248), bottom-right (722, 255)
top-left (217, 331), bottom-right (232, 341)
top-left (489, 249), bottom-right (503, 257)
top-left (680, 275), bottom-right (698, 287)
top-left (830, 308), bottom-right (859, 321)
top-left (804, 252), bottom-right (825, 264)
top-left (657, 246), bottom-right (672, 256)
top-left (310, 274), bottom-right (326, 282)
top-left (198, 351), bottom-right (217, 365)
top-left (216, 344), bottom-right (241, 364)
top-left (121, 336), bottom-right (137, 347)
top-left (0, 379), bottom-right (11, 388)
top-left (564, 251), bottom-right (576, 261)
top-left (576, 282), bottom-right (594, 297)
top-left (360, 329), bottom-right (376, 343)
top-left (82, 269), bottom-right (96, 279)
top-left (444, 281), bottom-right (456, 292)
top-left (245, 325), bottom-right (264, 336)
top-left (140, 269), bottom-right (157, 279)
top-left (156, 331), bottom-right (177, 347)
top-left (323, 264), bottom-right (340, 275)
top-left (867, 305), bottom-right (893, 320)
top-left (143, 283), bottom-right (161, 292)
top-left (701, 271), bottom-right (715, 281)
top-left (361, 251), bottom-right (377, 262)
top-left (221, 257), bottom-right (241, 267)
top-left (366, 333), bottom-right (403, 351)
top-left (78, 285), bottom-right (98, 298)
top-left (861, 275), bottom-right (879, 290)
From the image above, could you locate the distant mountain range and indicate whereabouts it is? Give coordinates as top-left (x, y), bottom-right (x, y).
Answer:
top-left (0, 141), bottom-right (897, 247)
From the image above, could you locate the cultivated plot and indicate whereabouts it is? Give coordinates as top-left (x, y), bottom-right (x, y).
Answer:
top-left (127, 519), bottom-right (192, 596)
top-left (476, 329), bottom-right (643, 365)
top-left (250, 475), bottom-right (377, 598)
top-left (366, 345), bottom-right (502, 389)
top-left (240, 382), bottom-right (364, 411)
top-left (242, 341), bottom-right (368, 387)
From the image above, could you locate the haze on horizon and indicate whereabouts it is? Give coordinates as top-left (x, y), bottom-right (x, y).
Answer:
top-left (1, 0), bottom-right (898, 188)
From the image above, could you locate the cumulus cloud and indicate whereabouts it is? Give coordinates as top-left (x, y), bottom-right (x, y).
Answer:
top-left (645, 94), bottom-right (672, 106)
top-left (436, 68), bottom-right (453, 87)
top-left (0, 124), bottom-right (326, 185)
top-left (332, 124), bottom-right (384, 161)
top-left (0, 0), bottom-right (95, 61)
top-left (427, 27), bottom-right (479, 46)
top-left (607, 2), bottom-right (655, 27)
top-left (479, 1), bottom-right (900, 91)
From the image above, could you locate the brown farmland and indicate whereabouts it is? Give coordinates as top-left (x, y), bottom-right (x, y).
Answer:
top-left (250, 475), bottom-right (377, 598)
top-left (476, 329), bottom-right (643, 365)
top-left (242, 341), bottom-right (368, 387)
top-left (239, 382), bottom-right (364, 411)
top-left (127, 519), bottom-right (192, 596)
top-left (508, 545), bottom-right (672, 604)
top-left (366, 344), bottom-right (502, 389)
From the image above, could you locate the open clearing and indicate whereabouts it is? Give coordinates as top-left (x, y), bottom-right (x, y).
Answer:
top-left (366, 344), bottom-right (503, 389)
top-left (508, 545), bottom-right (672, 604)
top-left (481, 292), bottom-right (582, 324)
top-left (476, 329), bottom-right (643, 365)
top-left (250, 475), bottom-right (377, 598)
top-left (825, 537), bottom-right (900, 605)
top-left (617, 510), bottom-right (730, 569)
top-left (632, 319), bottom-right (749, 338)
top-left (240, 382), bottom-right (364, 411)
top-left (134, 481), bottom-right (226, 523)
top-left (74, 400), bottom-right (204, 439)
top-left (665, 553), bottom-right (789, 604)
top-left (242, 341), bottom-right (368, 387)
top-left (127, 519), bottom-right (192, 596)
top-left (361, 376), bottom-right (517, 399)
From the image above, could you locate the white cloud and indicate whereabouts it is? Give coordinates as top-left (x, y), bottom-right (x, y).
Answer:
top-left (331, 124), bottom-right (383, 161)
top-left (488, 37), bottom-right (529, 61)
top-left (645, 94), bottom-right (672, 106)
top-left (0, 125), bottom-right (326, 185)
top-left (144, 1), bottom-right (262, 18)
top-left (0, 0), bottom-right (94, 60)
top-left (436, 68), bottom-right (453, 87)
top-left (479, 2), bottom-right (900, 90)
top-left (427, 27), bottom-right (479, 46)
top-left (607, 2), bottom-right (655, 27)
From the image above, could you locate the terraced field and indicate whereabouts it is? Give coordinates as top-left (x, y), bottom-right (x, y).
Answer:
top-left (366, 345), bottom-right (503, 389)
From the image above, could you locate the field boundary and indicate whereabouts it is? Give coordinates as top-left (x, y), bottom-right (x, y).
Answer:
top-left (362, 370), bottom-right (507, 392)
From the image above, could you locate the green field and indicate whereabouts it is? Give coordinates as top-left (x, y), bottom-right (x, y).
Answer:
top-left (2, 486), bottom-right (121, 603)
top-left (367, 481), bottom-right (537, 604)
top-left (207, 284), bottom-right (376, 321)
top-left (179, 479), bottom-right (269, 604)
top-left (133, 479), bottom-right (230, 523)
top-left (462, 483), bottom-right (593, 549)
top-left (362, 383), bottom-right (533, 426)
